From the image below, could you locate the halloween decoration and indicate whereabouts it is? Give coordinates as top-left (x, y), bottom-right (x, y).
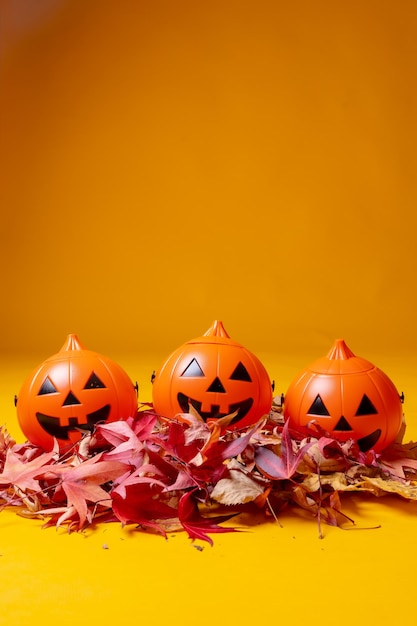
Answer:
top-left (152, 320), bottom-right (273, 428)
top-left (16, 334), bottom-right (138, 451)
top-left (283, 339), bottom-right (404, 452)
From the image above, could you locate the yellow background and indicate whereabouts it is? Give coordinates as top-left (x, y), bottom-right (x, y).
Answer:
top-left (1, 1), bottom-right (417, 624)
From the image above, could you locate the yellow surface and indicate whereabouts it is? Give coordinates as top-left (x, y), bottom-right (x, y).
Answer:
top-left (1, 1), bottom-right (417, 624)
top-left (1, 356), bottom-right (417, 625)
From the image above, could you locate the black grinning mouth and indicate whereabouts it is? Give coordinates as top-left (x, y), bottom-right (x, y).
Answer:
top-left (357, 429), bottom-right (382, 452)
top-left (36, 404), bottom-right (111, 440)
top-left (177, 393), bottom-right (253, 424)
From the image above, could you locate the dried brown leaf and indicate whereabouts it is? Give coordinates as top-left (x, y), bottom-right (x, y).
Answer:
top-left (211, 460), bottom-right (268, 505)
top-left (301, 442), bottom-right (349, 473)
top-left (301, 472), bottom-right (350, 493)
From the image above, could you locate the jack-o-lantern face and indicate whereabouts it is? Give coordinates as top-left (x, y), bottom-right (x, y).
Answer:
top-left (16, 334), bottom-right (138, 451)
top-left (283, 339), bottom-right (404, 452)
top-left (152, 320), bottom-right (273, 429)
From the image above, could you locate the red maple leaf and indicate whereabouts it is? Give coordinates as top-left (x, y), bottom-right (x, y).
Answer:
top-left (178, 489), bottom-right (237, 545)
top-left (151, 419), bottom-right (205, 465)
top-left (111, 482), bottom-right (178, 536)
top-left (202, 421), bottom-right (262, 466)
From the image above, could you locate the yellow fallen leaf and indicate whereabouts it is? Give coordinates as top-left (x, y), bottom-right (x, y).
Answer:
top-left (352, 475), bottom-right (417, 499)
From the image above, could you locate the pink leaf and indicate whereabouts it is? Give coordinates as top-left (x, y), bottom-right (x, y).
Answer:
top-left (0, 447), bottom-right (57, 492)
top-left (130, 410), bottom-right (159, 439)
top-left (255, 420), bottom-right (313, 480)
top-left (96, 421), bottom-right (138, 447)
top-left (379, 444), bottom-right (417, 479)
top-left (50, 455), bottom-right (128, 528)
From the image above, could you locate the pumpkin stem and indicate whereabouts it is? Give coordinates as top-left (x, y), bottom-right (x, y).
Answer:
top-left (326, 339), bottom-right (356, 360)
top-left (203, 320), bottom-right (231, 339)
top-left (60, 334), bottom-right (87, 352)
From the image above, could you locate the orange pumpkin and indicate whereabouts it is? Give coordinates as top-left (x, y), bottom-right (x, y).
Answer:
top-left (16, 334), bottom-right (138, 451)
top-left (152, 320), bottom-right (273, 428)
top-left (283, 339), bottom-right (404, 452)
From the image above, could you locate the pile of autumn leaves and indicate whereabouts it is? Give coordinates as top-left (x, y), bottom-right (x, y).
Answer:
top-left (1, 405), bottom-right (417, 543)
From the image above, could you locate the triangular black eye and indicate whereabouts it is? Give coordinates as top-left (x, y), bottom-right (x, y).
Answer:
top-left (230, 362), bottom-right (252, 382)
top-left (355, 394), bottom-right (378, 416)
top-left (307, 394), bottom-right (330, 416)
top-left (207, 377), bottom-right (226, 393)
top-left (38, 376), bottom-right (58, 395)
top-left (334, 416), bottom-right (353, 431)
top-left (62, 391), bottom-right (81, 406)
top-left (181, 358), bottom-right (205, 377)
top-left (84, 372), bottom-right (106, 389)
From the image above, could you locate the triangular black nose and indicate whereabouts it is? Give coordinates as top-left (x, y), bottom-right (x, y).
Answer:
top-left (207, 377), bottom-right (226, 393)
top-left (62, 391), bottom-right (81, 406)
top-left (334, 416), bottom-right (352, 431)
